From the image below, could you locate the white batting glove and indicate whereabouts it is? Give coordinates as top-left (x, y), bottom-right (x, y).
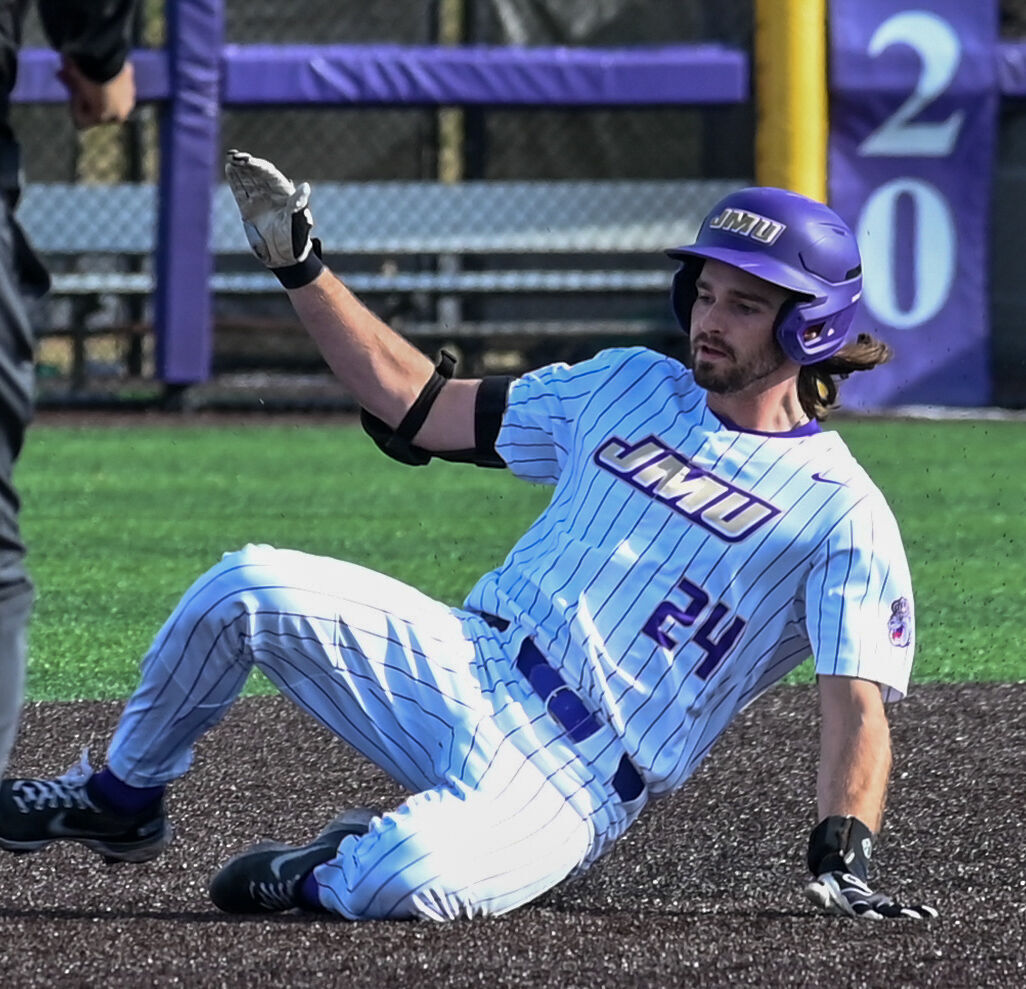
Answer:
top-left (804, 815), bottom-right (936, 921)
top-left (225, 150), bottom-right (323, 288)
top-left (805, 871), bottom-right (938, 921)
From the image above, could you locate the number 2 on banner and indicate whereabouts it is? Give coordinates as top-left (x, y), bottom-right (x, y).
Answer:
top-left (857, 11), bottom-right (964, 157)
top-left (855, 9), bottom-right (963, 330)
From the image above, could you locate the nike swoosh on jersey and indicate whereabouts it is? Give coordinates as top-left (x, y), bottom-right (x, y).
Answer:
top-left (811, 472), bottom-right (846, 485)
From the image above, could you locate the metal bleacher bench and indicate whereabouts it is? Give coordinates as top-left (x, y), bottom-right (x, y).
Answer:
top-left (18, 178), bottom-right (743, 331)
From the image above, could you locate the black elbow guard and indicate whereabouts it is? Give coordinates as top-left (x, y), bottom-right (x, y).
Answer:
top-left (360, 407), bottom-right (432, 465)
top-left (441, 373), bottom-right (512, 469)
top-left (360, 352), bottom-right (512, 469)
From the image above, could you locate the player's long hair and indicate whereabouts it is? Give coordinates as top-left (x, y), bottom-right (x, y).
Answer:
top-left (798, 333), bottom-right (892, 421)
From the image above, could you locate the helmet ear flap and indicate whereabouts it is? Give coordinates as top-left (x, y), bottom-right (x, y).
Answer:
top-left (670, 259), bottom-right (703, 336)
top-left (776, 296), bottom-right (858, 364)
top-left (774, 300), bottom-right (806, 363)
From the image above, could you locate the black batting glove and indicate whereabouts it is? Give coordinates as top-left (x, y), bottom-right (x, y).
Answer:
top-left (804, 815), bottom-right (937, 921)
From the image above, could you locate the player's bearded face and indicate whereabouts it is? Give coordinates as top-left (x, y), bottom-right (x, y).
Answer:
top-left (688, 261), bottom-right (792, 394)
top-left (690, 329), bottom-right (788, 394)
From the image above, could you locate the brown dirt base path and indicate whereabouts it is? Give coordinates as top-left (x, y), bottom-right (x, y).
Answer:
top-left (1, 684), bottom-right (1023, 988)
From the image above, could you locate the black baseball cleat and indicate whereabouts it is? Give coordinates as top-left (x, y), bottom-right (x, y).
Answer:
top-left (209, 807), bottom-right (377, 914)
top-left (0, 751), bottom-right (173, 864)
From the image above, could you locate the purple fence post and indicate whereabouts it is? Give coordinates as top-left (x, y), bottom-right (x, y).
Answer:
top-left (154, 0), bottom-right (223, 385)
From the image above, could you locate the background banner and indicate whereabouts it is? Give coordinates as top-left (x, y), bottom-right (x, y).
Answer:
top-left (828, 0), bottom-right (998, 408)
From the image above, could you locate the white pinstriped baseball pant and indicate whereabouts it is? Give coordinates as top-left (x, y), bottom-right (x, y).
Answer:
top-left (106, 543), bottom-right (646, 920)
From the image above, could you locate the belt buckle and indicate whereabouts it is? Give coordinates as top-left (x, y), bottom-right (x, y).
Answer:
top-left (546, 685), bottom-right (599, 742)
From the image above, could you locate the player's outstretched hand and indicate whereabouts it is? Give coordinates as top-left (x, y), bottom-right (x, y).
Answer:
top-left (805, 871), bottom-right (937, 920)
top-left (225, 150), bottom-right (315, 269)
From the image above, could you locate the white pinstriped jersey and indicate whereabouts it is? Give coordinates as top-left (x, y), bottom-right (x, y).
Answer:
top-left (464, 347), bottom-right (916, 798)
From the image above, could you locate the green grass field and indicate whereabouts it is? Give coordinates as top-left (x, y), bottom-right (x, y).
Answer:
top-left (16, 416), bottom-right (1026, 700)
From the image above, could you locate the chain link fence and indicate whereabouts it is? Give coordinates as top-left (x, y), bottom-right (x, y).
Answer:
top-left (18, 0), bottom-right (161, 387)
top-left (20, 1), bottom-right (756, 398)
top-left (212, 1), bottom-right (754, 385)
top-left (221, 1), bottom-right (752, 183)
top-left (20, 1), bottom-right (1026, 405)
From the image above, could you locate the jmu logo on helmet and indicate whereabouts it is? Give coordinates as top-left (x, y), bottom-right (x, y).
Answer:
top-left (708, 207), bottom-right (786, 245)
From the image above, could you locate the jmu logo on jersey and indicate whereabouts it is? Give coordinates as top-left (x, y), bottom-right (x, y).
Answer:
top-left (594, 435), bottom-right (780, 541)
top-left (707, 207), bottom-right (786, 245)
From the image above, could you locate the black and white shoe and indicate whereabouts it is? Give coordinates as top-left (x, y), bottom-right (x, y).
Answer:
top-left (209, 807), bottom-right (376, 914)
top-left (0, 751), bottom-right (173, 864)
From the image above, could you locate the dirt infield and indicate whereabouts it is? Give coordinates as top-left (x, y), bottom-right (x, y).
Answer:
top-left (1, 684), bottom-right (1023, 988)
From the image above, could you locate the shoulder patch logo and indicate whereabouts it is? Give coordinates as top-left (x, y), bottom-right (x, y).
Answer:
top-left (888, 597), bottom-right (913, 648)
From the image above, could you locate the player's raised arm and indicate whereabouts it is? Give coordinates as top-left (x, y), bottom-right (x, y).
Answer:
top-left (804, 674), bottom-right (937, 920)
top-left (225, 151), bottom-right (491, 462)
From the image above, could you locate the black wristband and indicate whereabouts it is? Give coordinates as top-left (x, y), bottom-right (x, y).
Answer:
top-left (807, 815), bottom-right (874, 880)
top-left (273, 251), bottom-right (325, 290)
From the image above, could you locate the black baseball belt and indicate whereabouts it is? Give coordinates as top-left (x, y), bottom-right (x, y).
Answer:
top-left (478, 613), bottom-right (645, 804)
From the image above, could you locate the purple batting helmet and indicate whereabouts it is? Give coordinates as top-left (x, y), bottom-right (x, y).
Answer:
top-left (667, 187), bottom-right (863, 364)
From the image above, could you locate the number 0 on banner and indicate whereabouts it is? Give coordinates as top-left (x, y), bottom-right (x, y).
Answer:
top-left (858, 179), bottom-right (956, 329)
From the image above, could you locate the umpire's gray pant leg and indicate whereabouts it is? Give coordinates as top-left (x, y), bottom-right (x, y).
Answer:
top-left (0, 193), bottom-right (46, 774)
top-left (0, 584), bottom-right (33, 773)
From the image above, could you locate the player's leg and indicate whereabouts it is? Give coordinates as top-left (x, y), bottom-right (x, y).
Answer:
top-left (0, 542), bottom-right (485, 860)
top-left (313, 747), bottom-right (595, 920)
top-left (208, 641), bottom-right (646, 921)
top-left (105, 542), bottom-right (480, 791)
top-left (209, 731), bottom-right (602, 921)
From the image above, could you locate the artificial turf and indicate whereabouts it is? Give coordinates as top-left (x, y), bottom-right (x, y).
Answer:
top-left (16, 417), bottom-right (1024, 699)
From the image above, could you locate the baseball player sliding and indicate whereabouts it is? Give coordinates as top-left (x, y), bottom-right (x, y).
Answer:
top-left (0, 152), bottom-right (935, 922)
